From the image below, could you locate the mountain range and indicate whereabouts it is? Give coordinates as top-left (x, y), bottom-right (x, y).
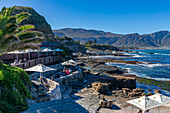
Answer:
top-left (53, 28), bottom-right (170, 47)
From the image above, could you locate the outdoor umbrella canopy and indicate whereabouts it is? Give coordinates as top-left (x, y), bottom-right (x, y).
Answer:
top-left (127, 96), bottom-right (163, 112)
top-left (68, 59), bottom-right (77, 64)
top-left (148, 93), bottom-right (170, 104)
top-left (53, 48), bottom-right (63, 52)
top-left (24, 64), bottom-right (56, 76)
top-left (42, 48), bottom-right (53, 57)
top-left (62, 61), bottom-right (74, 69)
top-left (62, 61), bottom-right (74, 66)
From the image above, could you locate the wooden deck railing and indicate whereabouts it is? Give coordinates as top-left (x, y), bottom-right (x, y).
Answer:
top-left (15, 56), bottom-right (62, 69)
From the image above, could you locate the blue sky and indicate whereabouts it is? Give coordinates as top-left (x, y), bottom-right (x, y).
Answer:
top-left (1, 0), bottom-right (170, 34)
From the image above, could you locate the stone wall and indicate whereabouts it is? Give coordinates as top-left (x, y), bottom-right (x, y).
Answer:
top-left (55, 68), bottom-right (84, 85)
top-left (29, 68), bottom-right (84, 102)
top-left (47, 79), bottom-right (61, 100)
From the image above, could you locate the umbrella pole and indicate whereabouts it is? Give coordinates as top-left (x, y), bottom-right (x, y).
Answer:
top-left (17, 54), bottom-right (18, 62)
top-left (57, 52), bottom-right (58, 60)
top-left (29, 53), bottom-right (30, 60)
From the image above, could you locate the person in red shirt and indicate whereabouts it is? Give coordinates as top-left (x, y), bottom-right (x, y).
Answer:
top-left (65, 69), bottom-right (69, 75)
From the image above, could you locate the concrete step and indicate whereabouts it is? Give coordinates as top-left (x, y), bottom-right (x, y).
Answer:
top-left (60, 85), bottom-right (66, 94)
top-left (61, 87), bottom-right (72, 99)
top-left (22, 99), bottom-right (89, 113)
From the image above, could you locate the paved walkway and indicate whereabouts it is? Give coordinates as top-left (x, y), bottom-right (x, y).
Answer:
top-left (22, 99), bottom-right (89, 113)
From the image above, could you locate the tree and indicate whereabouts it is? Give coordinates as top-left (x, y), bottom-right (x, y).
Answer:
top-left (94, 39), bottom-right (97, 43)
top-left (0, 7), bottom-right (44, 56)
top-left (85, 40), bottom-right (93, 44)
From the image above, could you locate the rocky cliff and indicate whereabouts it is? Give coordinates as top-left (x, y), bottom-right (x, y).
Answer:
top-left (53, 28), bottom-right (170, 47)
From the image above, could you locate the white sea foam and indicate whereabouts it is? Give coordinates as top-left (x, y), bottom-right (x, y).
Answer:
top-left (141, 63), bottom-right (170, 67)
top-left (154, 53), bottom-right (170, 56)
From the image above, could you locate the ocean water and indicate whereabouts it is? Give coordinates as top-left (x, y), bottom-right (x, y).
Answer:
top-left (104, 49), bottom-right (170, 81)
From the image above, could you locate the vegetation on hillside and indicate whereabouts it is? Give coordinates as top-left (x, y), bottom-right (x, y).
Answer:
top-left (0, 6), bottom-right (44, 56)
top-left (0, 6), bottom-right (46, 112)
top-left (12, 6), bottom-right (53, 35)
top-left (0, 63), bottom-right (31, 112)
top-left (84, 43), bottom-right (119, 51)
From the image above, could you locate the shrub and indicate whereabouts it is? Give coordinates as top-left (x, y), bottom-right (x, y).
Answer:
top-left (0, 63), bottom-right (31, 112)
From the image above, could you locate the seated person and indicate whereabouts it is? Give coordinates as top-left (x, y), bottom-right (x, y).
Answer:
top-left (38, 76), bottom-right (49, 91)
top-left (51, 76), bottom-right (54, 81)
top-left (19, 59), bottom-right (22, 63)
top-left (68, 68), bottom-right (72, 73)
top-left (65, 69), bottom-right (69, 75)
top-left (13, 60), bottom-right (18, 66)
top-left (138, 110), bottom-right (142, 113)
top-left (23, 58), bottom-right (27, 62)
top-left (59, 71), bottom-right (63, 77)
top-left (62, 69), bottom-right (66, 75)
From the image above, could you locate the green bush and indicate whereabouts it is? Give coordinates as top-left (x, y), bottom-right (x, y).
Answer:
top-left (0, 63), bottom-right (31, 112)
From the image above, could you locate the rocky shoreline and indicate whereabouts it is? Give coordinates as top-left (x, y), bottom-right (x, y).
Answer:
top-left (67, 50), bottom-right (170, 112)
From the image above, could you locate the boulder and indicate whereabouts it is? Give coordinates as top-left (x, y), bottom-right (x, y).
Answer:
top-left (133, 88), bottom-right (145, 93)
top-left (122, 88), bottom-right (131, 93)
top-left (99, 99), bottom-right (113, 108)
top-left (106, 69), bottom-right (124, 74)
top-left (113, 76), bottom-right (136, 89)
top-left (84, 69), bottom-right (90, 74)
top-left (154, 89), bottom-right (161, 93)
top-left (128, 92), bottom-right (141, 97)
top-left (141, 92), bottom-right (146, 96)
top-left (147, 92), bottom-right (153, 96)
top-left (92, 82), bottom-right (109, 94)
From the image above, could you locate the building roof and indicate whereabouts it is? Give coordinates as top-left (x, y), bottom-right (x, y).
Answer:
top-left (39, 41), bottom-right (60, 47)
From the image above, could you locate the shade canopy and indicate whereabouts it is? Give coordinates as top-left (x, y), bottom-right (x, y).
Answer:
top-left (24, 49), bottom-right (39, 53)
top-left (62, 61), bottom-right (74, 66)
top-left (7, 50), bottom-right (26, 54)
top-left (148, 93), bottom-right (170, 104)
top-left (42, 48), bottom-right (53, 52)
top-left (127, 96), bottom-right (163, 112)
top-left (54, 48), bottom-right (63, 52)
top-left (24, 64), bottom-right (56, 72)
top-left (68, 59), bottom-right (77, 63)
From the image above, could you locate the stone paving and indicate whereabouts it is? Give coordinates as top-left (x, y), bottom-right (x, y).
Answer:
top-left (22, 99), bottom-right (89, 113)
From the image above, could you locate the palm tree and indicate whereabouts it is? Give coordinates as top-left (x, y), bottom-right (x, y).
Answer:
top-left (0, 6), bottom-right (45, 56)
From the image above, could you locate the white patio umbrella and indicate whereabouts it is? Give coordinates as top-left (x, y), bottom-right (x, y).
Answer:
top-left (62, 61), bottom-right (74, 69)
top-left (148, 93), bottom-right (170, 104)
top-left (42, 48), bottom-right (53, 57)
top-left (68, 59), bottom-right (77, 64)
top-left (24, 64), bottom-right (56, 76)
top-left (127, 96), bottom-right (163, 113)
top-left (148, 93), bottom-right (170, 112)
top-left (54, 48), bottom-right (63, 60)
top-left (7, 50), bottom-right (26, 61)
